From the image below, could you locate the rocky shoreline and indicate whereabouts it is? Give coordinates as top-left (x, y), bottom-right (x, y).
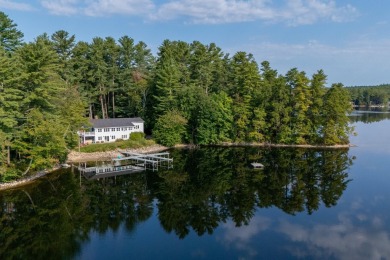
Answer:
top-left (66, 144), bottom-right (168, 162)
top-left (0, 167), bottom-right (61, 191)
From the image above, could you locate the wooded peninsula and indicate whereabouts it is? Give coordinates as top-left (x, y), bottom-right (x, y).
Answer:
top-left (1, 11), bottom-right (354, 181)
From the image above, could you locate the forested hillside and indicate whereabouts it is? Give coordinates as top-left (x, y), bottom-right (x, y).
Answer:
top-left (347, 84), bottom-right (390, 107)
top-left (0, 12), bottom-right (352, 180)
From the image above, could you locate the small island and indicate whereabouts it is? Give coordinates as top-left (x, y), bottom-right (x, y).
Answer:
top-left (1, 11), bottom-right (352, 183)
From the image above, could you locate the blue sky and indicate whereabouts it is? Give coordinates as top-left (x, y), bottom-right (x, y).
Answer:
top-left (2, 0), bottom-right (390, 86)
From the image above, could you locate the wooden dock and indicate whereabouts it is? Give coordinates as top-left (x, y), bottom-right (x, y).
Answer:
top-left (77, 151), bottom-right (173, 179)
top-left (116, 151), bottom-right (173, 171)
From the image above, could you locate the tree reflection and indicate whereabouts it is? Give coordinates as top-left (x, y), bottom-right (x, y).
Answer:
top-left (0, 168), bottom-right (154, 259)
top-left (155, 147), bottom-right (352, 238)
top-left (349, 110), bottom-right (390, 124)
top-left (0, 147), bottom-right (353, 258)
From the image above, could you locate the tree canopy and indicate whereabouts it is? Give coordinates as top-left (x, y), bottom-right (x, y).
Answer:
top-left (347, 84), bottom-right (390, 107)
top-left (0, 11), bottom-right (354, 181)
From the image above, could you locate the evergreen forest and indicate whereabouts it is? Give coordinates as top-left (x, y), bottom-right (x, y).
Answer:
top-left (0, 12), bottom-right (353, 181)
top-left (347, 84), bottom-right (390, 107)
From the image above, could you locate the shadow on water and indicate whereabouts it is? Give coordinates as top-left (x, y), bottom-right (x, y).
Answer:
top-left (0, 147), bottom-right (353, 259)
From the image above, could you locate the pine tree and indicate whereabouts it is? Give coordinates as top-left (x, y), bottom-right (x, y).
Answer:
top-left (0, 48), bottom-right (23, 169)
top-left (229, 52), bottom-right (261, 142)
top-left (71, 41), bottom-right (94, 118)
top-left (153, 57), bottom-right (181, 115)
top-left (321, 83), bottom-right (353, 145)
top-left (0, 11), bottom-right (23, 52)
top-left (307, 70), bottom-right (327, 143)
top-left (265, 75), bottom-right (292, 143)
top-left (286, 68), bottom-right (311, 144)
top-left (50, 30), bottom-right (76, 82)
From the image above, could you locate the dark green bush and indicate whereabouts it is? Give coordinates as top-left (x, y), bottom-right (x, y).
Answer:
top-left (130, 132), bottom-right (145, 141)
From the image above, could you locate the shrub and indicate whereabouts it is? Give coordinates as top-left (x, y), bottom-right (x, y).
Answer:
top-left (79, 138), bottom-right (155, 153)
top-left (130, 132), bottom-right (145, 141)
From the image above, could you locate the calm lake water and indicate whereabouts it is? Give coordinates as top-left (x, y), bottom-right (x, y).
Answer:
top-left (1, 112), bottom-right (390, 260)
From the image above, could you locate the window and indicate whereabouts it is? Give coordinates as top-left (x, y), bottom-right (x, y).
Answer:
top-left (129, 127), bottom-right (133, 130)
top-left (98, 137), bottom-right (102, 141)
top-left (111, 136), bottom-right (115, 139)
top-left (111, 128), bottom-right (115, 132)
top-left (97, 129), bottom-right (102, 132)
top-left (122, 135), bottom-right (128, 139)
top-left (117, 128), bottom-right (120, 131)
top-left (104, 128), bottom-right (109, 132)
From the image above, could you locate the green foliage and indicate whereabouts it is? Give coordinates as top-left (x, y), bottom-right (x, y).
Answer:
top-left (347, 84), bottom-right (390, 107)
top-left (79, 138), bottom-right (154, 152)
top-left (130, 132), bottom-right (145, 141)
top-left (287, 68), bottom-right (311, 144)
top-left (0, 29), bottom-right (87, 177)
top-left (192, 92), bottom-right (233, 144)
top-left (153, 110), bottom-right (187, 147)
top-left (248, 107), bottom-right (266, 142)
top-left (0, 12), bottom-right (23, 52)
top-left (322, 83), bottom-right (353, 145)
top-left (14, 109), bottom-right (68, 169)
top-left (0, 11), bottom-right (357, 181)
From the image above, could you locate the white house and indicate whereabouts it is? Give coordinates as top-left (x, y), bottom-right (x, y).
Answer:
top-left (79, 117), bottom-right (144, 144)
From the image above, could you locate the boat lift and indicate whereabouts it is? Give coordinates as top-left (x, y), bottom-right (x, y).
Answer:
top-left (116, 151), bottom-right (173, 171)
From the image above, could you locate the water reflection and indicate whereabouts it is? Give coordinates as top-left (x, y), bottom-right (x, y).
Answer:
top-left (349, 110), bottom-right (390, 123)
top-left (0, 147), bottom-right (352, 259)
top-left (277, 209), bottom-right (390, 259)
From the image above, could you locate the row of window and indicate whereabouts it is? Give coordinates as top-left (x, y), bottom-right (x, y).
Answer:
top-left (96, 125), bottom-right (140, 132)
top-left (97, 135), bottom-right (128, 141)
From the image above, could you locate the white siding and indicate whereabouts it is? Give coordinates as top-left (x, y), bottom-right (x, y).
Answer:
top-left (93, 124), bottom-right (144, 143)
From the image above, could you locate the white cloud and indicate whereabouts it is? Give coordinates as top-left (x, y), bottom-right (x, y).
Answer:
top-left (84, 0), bottom-right (155, 16)
top-left (0, 0), bottom-right (34, 11)
top-left (282, 0), bottom-right (358, 25)
top-left (278, 214), bottom-right (390, 260)
top-left (40, 0), bottom-right (79, 15)
top-left (151, 0), bottom-right (358, 25)
top-left (218, 216), bottom-right (272, 258)
top-left (152, 0), bottom-right (275, 24)
top-left (39, 0), bottom-right (155, 16)
top-left (37, 0), bottom-right (358, 25)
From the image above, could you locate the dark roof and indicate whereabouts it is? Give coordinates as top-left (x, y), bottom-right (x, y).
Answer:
top-left (90, 117), bottom-right (144, 128)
